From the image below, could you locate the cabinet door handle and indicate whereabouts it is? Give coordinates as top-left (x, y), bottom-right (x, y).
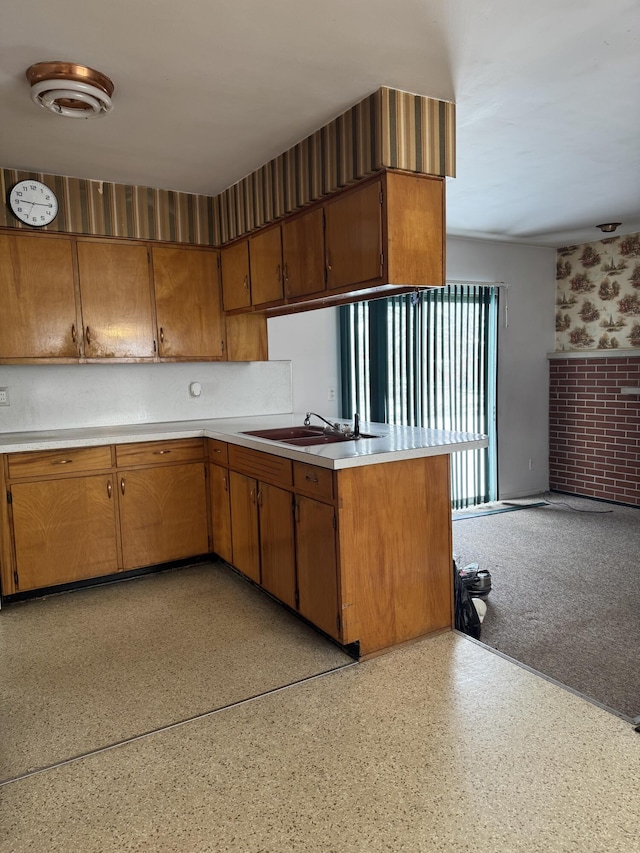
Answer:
top-left (85, 326), bottom-right (91, 346)
top-left (243, 275), bottom-right (249, 292)
top-left (223, 475), bottom-right (228, 492)
top-left (276, 264), bottom-right (281, 283)
top-left (305, 474), bottom-right (319, 483)
top-left (326, 250), bottom-right (332, 272)
top-left (283, 262), bottom-right (289, 285)
top-left (159, 327), bottom-right (164, 344)
top-left (250, 487), bottom-right (256, 504)
top-left (295, 500), bottom-right (300, 523)
top-left (52, 459), bottom-right (73, 465)
top-left (257, 488), bottom-right (263, 507)
top-left (120, 477), bottom-right (125, 495)
top-left (71, 324), bottom-right (77, 343)
top-left (107, 480), bottom-right (112, 499)
top-left (153, 450), bottom-right (172, 455)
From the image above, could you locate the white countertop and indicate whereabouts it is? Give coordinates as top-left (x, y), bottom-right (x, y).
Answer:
top-left (0, 414), bottom-right (488, 470)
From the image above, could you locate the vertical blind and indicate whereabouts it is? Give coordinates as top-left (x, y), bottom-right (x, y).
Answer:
top-left (339, 285), bottom-right (498, 509)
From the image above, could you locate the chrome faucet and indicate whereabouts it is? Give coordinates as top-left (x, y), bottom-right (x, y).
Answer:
top-left (304, 412), bottom-right (341, 432)
top-left (304, 411), bottom-right (361, 438)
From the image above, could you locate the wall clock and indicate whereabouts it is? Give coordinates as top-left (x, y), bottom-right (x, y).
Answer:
top-left (9, 180), bottom-right (58, 227)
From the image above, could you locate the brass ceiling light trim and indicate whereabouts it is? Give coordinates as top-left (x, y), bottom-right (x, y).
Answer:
top-left (26, 61), bottom-right (114, 119)
top-left (596, 223), bottom-right (622, 233)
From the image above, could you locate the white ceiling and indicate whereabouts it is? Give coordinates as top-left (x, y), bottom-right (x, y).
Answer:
top-left (1, 0), bottom-right (639, 248)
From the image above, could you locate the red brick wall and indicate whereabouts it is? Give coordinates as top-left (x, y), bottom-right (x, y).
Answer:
top-left (549, 356), bottom-right (640, 506)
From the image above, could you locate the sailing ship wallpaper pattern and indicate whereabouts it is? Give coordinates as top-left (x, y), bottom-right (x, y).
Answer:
top-left (555, 231), bottom-right (640, 351)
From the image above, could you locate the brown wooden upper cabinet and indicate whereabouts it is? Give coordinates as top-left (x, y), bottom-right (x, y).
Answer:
top-left (77, 240), bottom-right (156, 359)
top-left (281, 207), bottom-right (325, 299)
top-left (0, 233), bottom-right (80, 360)
top-left (324, 180), bottom-right (383, 291)
top-left (152, 246), bottom-right (225, 360)
top-left (323, 172), bottom-right (445, 294)
top-left (248, 225), bottom-right (283, 307)
top-left (221, 240), bottom-right (251, 311)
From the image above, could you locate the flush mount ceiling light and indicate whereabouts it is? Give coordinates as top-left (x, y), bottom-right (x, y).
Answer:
top-left (597, 222), bottom-right (622, 233)
top-left (26, 61), bottom-right (114, 119)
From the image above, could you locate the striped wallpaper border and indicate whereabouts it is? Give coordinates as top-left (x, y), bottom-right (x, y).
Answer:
top-left (1, 86), bottom-right (455, 246)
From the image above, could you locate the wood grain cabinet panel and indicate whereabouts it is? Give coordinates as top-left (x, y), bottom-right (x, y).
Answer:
top-left (119, 462), bottom-right (209, 570)
top-left (249, 226), bottom-right (283, 306)
top-left (221, 240), bottom-right (251, 311)
top-left (282, 208), bottom-right (325, 298)
top-left (0, 233), bottom-right (79, 359)
top-left (259, 482), bottom-right (296, 610)
top-left (229, 470), bottom-right (260, 583)
top-left (11, 475), bottom-right (119, 591)
top-left (209, 463), bottom-right (233, 564)
top-left (77, 240), bottom-right (155, 359)
top-left (325, 180), bottom-right (383, 291)
top-left (295, 495), bottom-right (340, 640)
top-left (152, 247), bottom-right (224, 359)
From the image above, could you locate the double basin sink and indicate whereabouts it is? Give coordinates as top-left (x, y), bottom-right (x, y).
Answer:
top-left (241, 426), bottom-right (378, 447)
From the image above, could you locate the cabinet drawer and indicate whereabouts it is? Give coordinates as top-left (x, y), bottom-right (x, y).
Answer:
top-left (208, 438), bottom-right (229, 465)
top-left (7, 445), bottom-right (112, 480)
top-left (115, 438), bottom-right (205, 468)
top-left (293, 462), bottom-right (334, 501)
top-left (228, 444), bottom-right (292, 487)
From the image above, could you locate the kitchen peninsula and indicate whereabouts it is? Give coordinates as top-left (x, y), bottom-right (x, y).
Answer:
top-left (0, 416), bottom-right (487, 657)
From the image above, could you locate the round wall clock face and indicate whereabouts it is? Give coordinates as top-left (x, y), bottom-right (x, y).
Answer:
top-left (9, 180), bottom-right (58, 227)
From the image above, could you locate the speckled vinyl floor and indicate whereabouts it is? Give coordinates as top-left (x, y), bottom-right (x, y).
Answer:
top-left (2, 624), bottom-right (639, 851)
top-left (0, 562), bottom-right (352, 782)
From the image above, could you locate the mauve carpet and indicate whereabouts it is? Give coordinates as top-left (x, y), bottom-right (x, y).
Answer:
top-left (452, 494), bottom-right (640, 721)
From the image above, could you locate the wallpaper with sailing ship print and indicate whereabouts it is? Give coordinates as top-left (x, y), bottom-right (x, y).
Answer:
top-left (0, 87), bottom-right (455, 246)
top-left (555, 231), bottom-right (640, 351)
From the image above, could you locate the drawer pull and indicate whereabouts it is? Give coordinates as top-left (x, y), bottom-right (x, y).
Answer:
top-left (120, 477), bottom-right (125, 495)
top-left (212, 448), bottom-right (222, 454)
top-left (153, 450), bottom-right (172, 455)
top-left (107, 480), bottom-right (112, 499)
top-left (52, 459), bottom-right (73, 465)
top-left (305, 474), bottom-right (319, 483)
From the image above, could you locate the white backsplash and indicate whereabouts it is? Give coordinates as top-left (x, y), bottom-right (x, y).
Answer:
top-left (0, 361), bottom-right (292, 433)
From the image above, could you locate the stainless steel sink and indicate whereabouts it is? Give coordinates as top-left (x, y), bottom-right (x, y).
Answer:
top-left (241, 426), bottom-right (378, 446)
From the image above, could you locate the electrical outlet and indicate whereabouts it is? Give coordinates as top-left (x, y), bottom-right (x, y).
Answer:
top-left (528, 458), bottom-right (535, 471)
top-left (327, 387), bottom-right (336, 401)
top-left (0, 388), bottom-right (9, 406)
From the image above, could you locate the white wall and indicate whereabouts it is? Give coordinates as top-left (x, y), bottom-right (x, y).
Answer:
top-left (267, 237), bottom-right (556, 500)
top-left (268, 309), bottom-right (341, 417)
top-left (447, 237), bottom-right (556, 499)
top-left (0, 362), bottom-right (292, 433)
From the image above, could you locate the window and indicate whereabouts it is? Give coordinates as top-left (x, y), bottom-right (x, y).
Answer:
top-left (339, 285), bottom-right (498, 509)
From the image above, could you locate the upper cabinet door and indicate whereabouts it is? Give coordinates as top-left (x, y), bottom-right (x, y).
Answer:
top-left (221, 240), bottom-right (251, 311)
top-left (153, 246), bottom-right (224, 359)
top-left (77, 240), bottom-right (155, 359)
top-left (324, 180), bottom-right (383, 291)
top-left (0, 234), bottom-right (79, 359)
top-left (281, 208), bottom-right (325, 298)
top-left (249, 225), bottom-right (283, 306)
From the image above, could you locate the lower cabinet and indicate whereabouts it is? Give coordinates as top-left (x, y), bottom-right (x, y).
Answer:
top-left (1, 438), bottom-right (211, 594)
top-left (295, 495), bottom-right (339, 639)
top-left (11, 474), bottom-right (119, 592)
top-left (209, 463), bottom-right (233, 563)
top-left (118, 463), bottom-right (209, 570)
top-left (229, 471), bottom-right (260, 583)
top-left (1, 437), bottom-right (453, 657)
top-left (259, 482), bottom-right (296, 610)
